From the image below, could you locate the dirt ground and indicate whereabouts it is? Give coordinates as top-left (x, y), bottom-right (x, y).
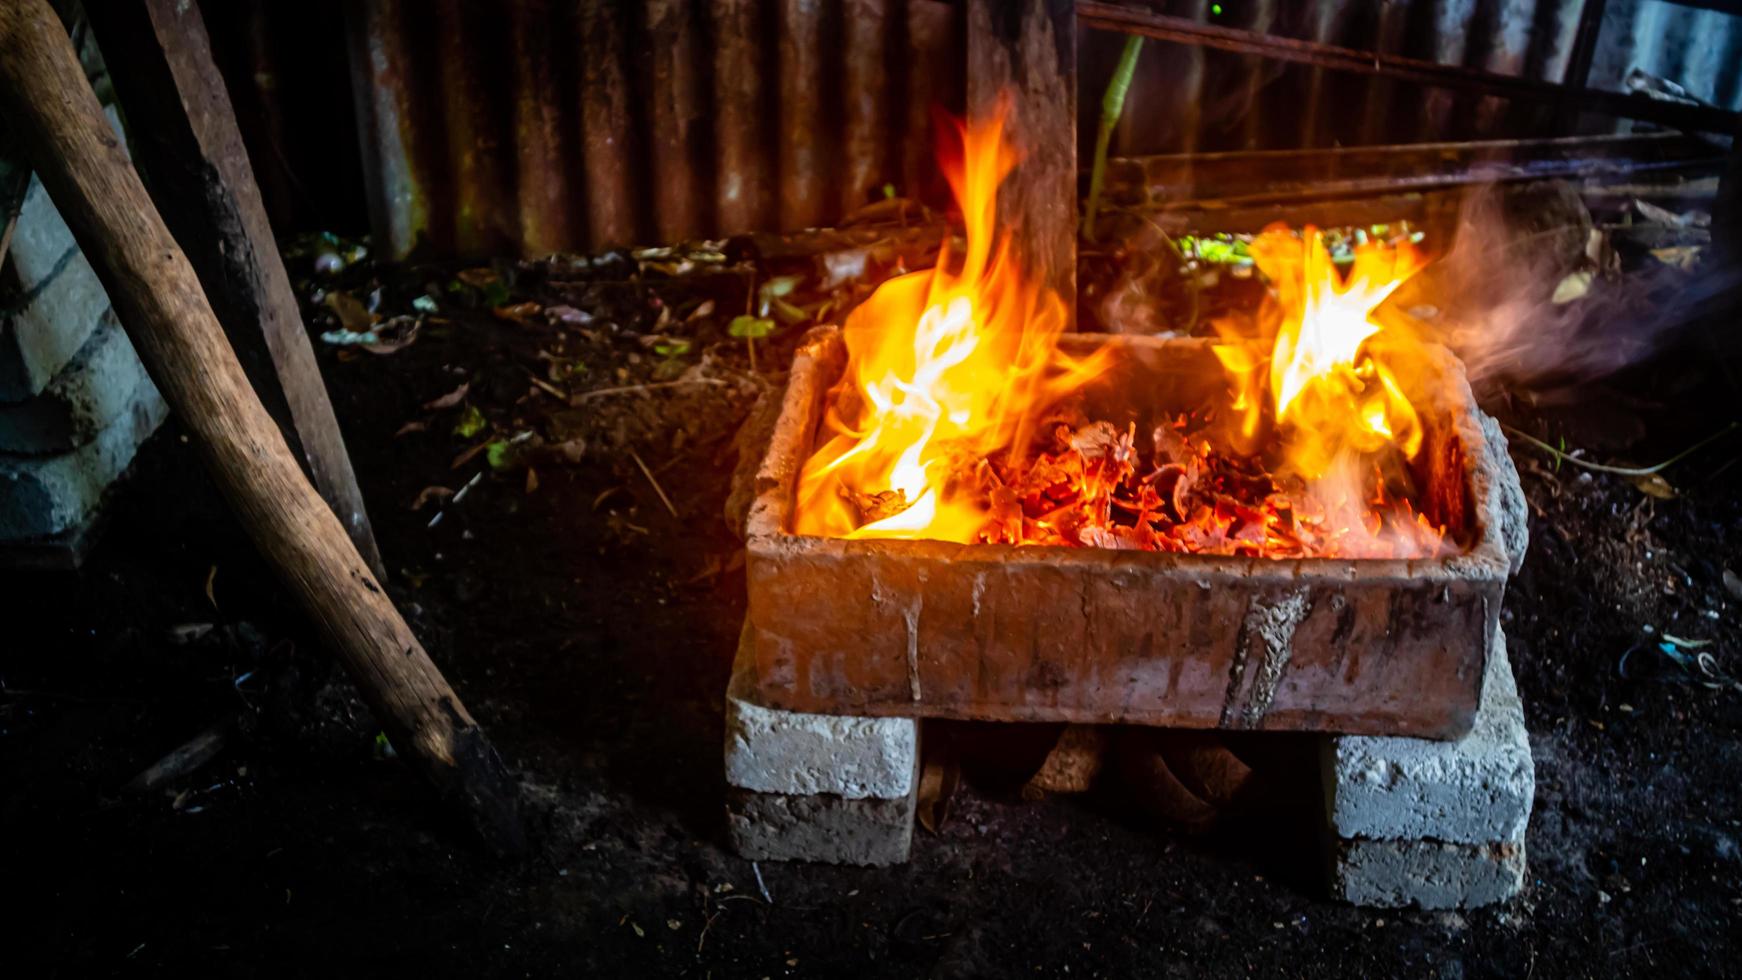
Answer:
top-left (6, 233), bottom-right (1741, 977)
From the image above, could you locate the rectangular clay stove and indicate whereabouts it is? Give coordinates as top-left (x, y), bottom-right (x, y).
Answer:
top-left (742, 327), bottom-right (1524, 740)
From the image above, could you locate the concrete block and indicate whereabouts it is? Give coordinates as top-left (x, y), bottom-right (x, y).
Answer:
top-left (725, 764), bottom-right (919, 867)
top-left (1330, 837), bottom-right (1525, 910)
top-left (1, 175), bottom-right (113, 402)
top-left (0, 311), bottom-right (156, 454)
top-left (726, 627), bottom-right (917, 800)
top-left (1323, 627), bottom-right (1533, 846)
top-left (0, 370), bottom-right (167, 539)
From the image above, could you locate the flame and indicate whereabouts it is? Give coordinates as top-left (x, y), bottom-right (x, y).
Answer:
top-left (794, 112), bottom-right (1443, 559)
top-left (1211, 224), bottom-right (1439, 556)
top-left (793, 101), bottom-right (1103, 541)
top-left (1254, 226), bottom-right (1429, 480)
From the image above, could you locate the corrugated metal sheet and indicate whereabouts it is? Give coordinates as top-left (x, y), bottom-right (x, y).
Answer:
top-left (344, 0), bottom-right (963, 258)
top-left (202, 0), bottom-right (1742, 257)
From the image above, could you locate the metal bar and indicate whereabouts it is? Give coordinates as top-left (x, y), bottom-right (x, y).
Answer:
top-left (1076, 1), bottom-right (1742, 134)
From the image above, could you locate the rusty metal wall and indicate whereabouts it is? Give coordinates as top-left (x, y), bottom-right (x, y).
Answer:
top-left (1081, 0), bottom-right (1742, 160)
top-left (344, 0), bottom-right (963, 258)
top-left (204, 0), bottom-right (1741, 257)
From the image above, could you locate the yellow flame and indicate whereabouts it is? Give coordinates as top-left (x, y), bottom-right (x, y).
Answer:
top-left (793, 102), bottom-right (1103, 542)
top-left (1237, 225), bottom-right (1429, 480)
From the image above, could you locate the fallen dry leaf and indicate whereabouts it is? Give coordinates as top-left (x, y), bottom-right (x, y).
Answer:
top-left (492, 301), bottom-right (543, 323)
top-left (915, 754), bottom-right (960, 835)
top-left (422, 381), bottom-right (470, 411)
top-left (524, 468), bottom-right (539, 494)
top-left (394, 420), bottom-right (428, 437)
top-left (456, 267), bottom-right (499, 288)
top-left (324, 290), bottom-right (376, 332)
top-left (1552, 269), bottom-right (1593, 304)
top-left (410, 486), bottom-right (454, 511)
top-left (1626, 472), bottom-right (1677, 499)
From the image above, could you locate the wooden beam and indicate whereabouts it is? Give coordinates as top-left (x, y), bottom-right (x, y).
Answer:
top-left (83, 0), bottom-right (383, 577)
top-left (1077, 1), bottom-right (1742, 136)
top-left (0, 0), bottom-right (523, 854)
top-left (967, 0), bottom-right (1077, 325)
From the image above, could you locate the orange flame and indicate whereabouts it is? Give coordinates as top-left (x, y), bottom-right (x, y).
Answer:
top-left (1212, 224), bottom-right (1439, 556)
top-left (793, 103), bottom-right (1102, 541)
top-left (794, 112), bottom-right (1443, 559)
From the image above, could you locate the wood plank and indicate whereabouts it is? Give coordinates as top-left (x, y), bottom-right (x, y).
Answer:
top-left (966, 0), bottom-right (1077, 324)
top-left (84, 0), bottom-right (383, 577)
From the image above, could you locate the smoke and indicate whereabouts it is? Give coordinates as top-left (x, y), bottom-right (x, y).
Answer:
top-left (1391, 180), bottom-right (1734, 396)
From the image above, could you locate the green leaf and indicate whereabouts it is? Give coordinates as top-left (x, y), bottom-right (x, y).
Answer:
top-left (452, 404), bottom-right (487, 439)
top-left (770, 298), bottom-right (809, 325)
top-left (412, 295), bottom-right (439, 313)
top-left (482, 281), bottom-right (511, 309)
top-left (728, 315), bottom-right (775, 340)
top-left (653, 339), bottom-right (693, 357)
top-left (485, 439), bottom-right (513, 470)
top-left (756, 274), bottom-right (805, 315)
top-left (882, 183), bottom-right (897, 199)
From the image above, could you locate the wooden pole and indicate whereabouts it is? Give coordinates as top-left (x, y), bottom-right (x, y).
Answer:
top-left (0, 0), bottom-right (523, 855)
top-left (967, 0), bottom-right (1077, 325)
top-left (83, 0), bottom-right (384, 578)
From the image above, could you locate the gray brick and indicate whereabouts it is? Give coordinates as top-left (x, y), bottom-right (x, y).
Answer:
top-left (1, 108), bottom-right (125, 402)
top-left (725, 768), bottom-right (918, 867)
top-left (1323, 627), bottom-right (1533, 846)
top-left (725, 626), bottom-right (917, 799)
top-left (0, 372), bottom-right (167, 539)
top-left (1330, 837), bottom-right (1525, 910)
top-left (0, 311), bottom-right (155, 453)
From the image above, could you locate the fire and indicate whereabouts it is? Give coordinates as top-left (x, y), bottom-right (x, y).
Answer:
top-left (793, 101), bottom-right (1102, 542)
top-left (1237, 226), bottom-right (1430, 480)
top-left (794, 106), bottom-right (1447, 560)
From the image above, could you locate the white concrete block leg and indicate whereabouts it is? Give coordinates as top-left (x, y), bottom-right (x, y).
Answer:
top-left (724, 625), bottom-right (919, 866)
top-left (1324, 626), bottom-right (1534, 909)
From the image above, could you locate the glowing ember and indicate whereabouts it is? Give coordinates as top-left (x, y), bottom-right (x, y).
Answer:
top-left (793, 106), bottom-right (1451, 559)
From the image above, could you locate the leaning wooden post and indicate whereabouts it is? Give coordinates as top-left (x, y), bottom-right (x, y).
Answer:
top-left (0, 0), bottom-right (523, 854)
top-left (82, 0), bottom-right (385, 578)
top-left (966, 0), bottom-right (1078, 326)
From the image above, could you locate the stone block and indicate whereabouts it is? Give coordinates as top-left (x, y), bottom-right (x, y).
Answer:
top-left (0, 370), bottom-right (167, 539)
top-left (0, 311), bottom-right (155, 454)
top-left (1330, 837), bottom-right (1525, 910)
top-left (725, 772), bottom-right (918, 867)
top-left (1323, 627), bottom-right (1533, 846)
top-left (725, 627), bottom-right (917, 799)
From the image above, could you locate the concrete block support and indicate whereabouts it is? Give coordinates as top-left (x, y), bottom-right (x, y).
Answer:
top-left (726, 767), bottom-right (919, 867)
top-left (1331, 838), bottom-right (1525, 911)
top-left (726, 634), bottom-right (917, 800)
top-left (1323, 627), bottom-right (1534, 909)
top-left (1324, 629), bottom-right (1534, 845)
top-left (0, 370), bottom-right (167, 539)
top-left (0, 311), bottom-right (156, 454)
top-left (725, 626), bottom-right (919, 865)
top-left (2, 109), bottom-right (126, 402)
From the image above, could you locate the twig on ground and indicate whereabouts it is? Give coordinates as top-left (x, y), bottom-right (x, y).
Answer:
top-left (126, 721), bottom-right (230, 793)
top-left (1502, 422), bottom-right (1740, 476)
top-left (752, 861), bottom-right (773, 904)
top-left (569, 378), bottom-right (728, 404)
top-left (630, 449), bottom-right (679, 518)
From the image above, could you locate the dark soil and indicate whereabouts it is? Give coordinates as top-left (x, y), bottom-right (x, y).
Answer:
top-left (5, 237), bottom-right (1741, 978)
